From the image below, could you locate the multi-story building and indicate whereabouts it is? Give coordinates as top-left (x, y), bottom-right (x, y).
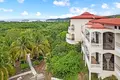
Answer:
top-left (66, 12), bottom-right (120, 80)
top-left (66, 12), bottom-right (105, 44)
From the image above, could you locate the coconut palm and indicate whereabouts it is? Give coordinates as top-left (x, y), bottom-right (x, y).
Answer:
top-left (10, 35), bottom-right (31, 61)
top-left (0, 46), bottom-right (15, 80)
top-left (31, 31), bottom-right (51, 80)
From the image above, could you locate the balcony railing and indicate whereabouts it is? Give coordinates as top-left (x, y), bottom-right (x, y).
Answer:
top-left (68, 26), bottom-right (74, 31)
top-left (116, 42), bottom-right (120, 48)
top-left (66, 33), bottom-right (74, 40)
top-left (91, 64), bottom-right (101, 68)
top-left (115, 63), bottom-right (120, 72)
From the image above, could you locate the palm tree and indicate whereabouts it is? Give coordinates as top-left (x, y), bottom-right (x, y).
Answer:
top-left (0, 46), bottom-right (15, 80)
top-left (10, 35), bottom-right (31, 61)
top-left (31, 31), bottom-right (51, 80)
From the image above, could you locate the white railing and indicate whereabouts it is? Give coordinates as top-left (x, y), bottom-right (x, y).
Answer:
top-left (68, 26), bottom-right (74, 31)
top-left (115, 63), bottom-right (120, 72)
top-left (116, 42), bottom-right (120, 48)
top-left (91, 64), bottom-right (101, 68)
top-left (66, 34), bottom-right (74, 40)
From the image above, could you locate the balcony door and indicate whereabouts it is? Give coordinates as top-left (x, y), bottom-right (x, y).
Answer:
top-left (103, 32), bottom-right (115, 50)
top-left (103, 53), bottom-right (114, 71)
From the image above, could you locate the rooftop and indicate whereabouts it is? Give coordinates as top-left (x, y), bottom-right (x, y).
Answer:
top-left (87, 23), bottom-right (105, 29)
top-left (91, 18), bottom-right (120, 26)
top-left (71, 12), bottom-right (106, 19)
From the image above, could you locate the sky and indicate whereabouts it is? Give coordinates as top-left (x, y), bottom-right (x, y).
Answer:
top-left (0, 0), bottom-right (120, 20)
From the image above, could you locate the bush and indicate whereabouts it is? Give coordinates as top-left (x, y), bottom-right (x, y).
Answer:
top-left (103, 75), bottom-right (118, 80)
top-left (38, 55), bottom-right (43, 61)
top-left (33, 60), bottom-right (40, 66)
top-left (20, 63), bottom-right (29, 70)
top-left (51, 50), bottom-right (84, 79)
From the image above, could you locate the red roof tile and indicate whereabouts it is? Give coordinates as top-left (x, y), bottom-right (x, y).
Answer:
top-left (71, 12), bottom-right (106, 19)
top-left (86, 22), bottom-right (93, 25)
top-left (90, 18), bottom-right (120, 26)
top-left (87, 23), bottom-right (105, 29)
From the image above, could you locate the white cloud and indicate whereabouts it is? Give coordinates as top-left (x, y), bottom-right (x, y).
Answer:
top-left (91, 4), bottom-right (95, 7)
top-left (114, 2), bottom-right (120, 8)
top-left (21, 11), bottom-right (28, 16)
top-left (0, 8), bottom-right (13, 12)
top-left (69, 7), bottom-right (96, 15)
top-left (102, 3), bottom-right (109, 9)
top-left (53, 0), bottom-right (70, 6)
top-left (49, 13), bottom-right (76, 19)
top-left (17, 0), bottom-right (24, 3)
top-left (36, 12), bottom-right (41, 16)
top-left (49, 7), bottom-right (97, 19)
top-left (0, 0), bottom-right (4, 2)
top-left (99, 11), bottom-right (112, 16)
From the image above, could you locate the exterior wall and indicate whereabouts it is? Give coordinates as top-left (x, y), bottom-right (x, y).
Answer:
top-left (115, 56), bottom-right (120, 80)
top-left (70, 19), bottom-right (91, 42)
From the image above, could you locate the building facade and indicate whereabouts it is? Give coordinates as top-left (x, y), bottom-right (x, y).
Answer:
top-left (66, 12), bottom-right (120, 80)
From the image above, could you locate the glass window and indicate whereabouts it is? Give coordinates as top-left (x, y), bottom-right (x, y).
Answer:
top-left (114, 26), bottom-right (117, 29)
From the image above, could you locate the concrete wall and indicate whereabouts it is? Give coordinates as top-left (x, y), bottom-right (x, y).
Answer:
top-left (70, 19), bottom-right (91, 42)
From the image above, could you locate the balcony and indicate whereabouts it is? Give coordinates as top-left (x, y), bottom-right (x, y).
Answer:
top-left (116, 42), bottom-right (120, 56)
top-left (91, 56), bottom-right (102, 73)
top-left (68, 26), bottom-right (74, 34)
top-left (66, 33), bottom-right (78, 44)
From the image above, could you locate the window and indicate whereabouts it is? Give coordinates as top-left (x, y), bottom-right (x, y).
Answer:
top-left (114, 26), bottom-right (117, 29)
top-left (119, 26), bottom-right (120, 30)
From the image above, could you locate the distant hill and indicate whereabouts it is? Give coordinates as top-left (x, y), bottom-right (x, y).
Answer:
top-left (46, 18), bottom-right (69, 22)
top-left (106, 14), bottom-right (120, 18)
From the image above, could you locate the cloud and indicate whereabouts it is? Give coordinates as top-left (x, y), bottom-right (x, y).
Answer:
top-left (17, 0), bottom-right (24, 3)
top-left (69, 7), bottom-right (96, 15)
top-left (49, 14), bottom-right (76, 19)
top-left (36, 12), bottom-right (41, 16)
top-left (102, 3), bottom-right (109, 9)
top-left (0, 0), bottom-right (4, 2)
top-left (0, 8), bottom-right (13, 12)
top-left (53, 0), bottom-right (70, 6)
top-left (114, 2), bottom-right (120, 8)
top-left (99, 11), bottom-right (112, 16)
top-left (49, 7), bottom-right (97, 19)
top-left (91, 4), bottom-right (95, 7)
top-left (21, 11), bottom-right (28, 16)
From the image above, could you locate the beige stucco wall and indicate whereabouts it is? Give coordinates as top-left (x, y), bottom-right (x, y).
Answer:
top-left (70, 19), bottom-right (91, 42)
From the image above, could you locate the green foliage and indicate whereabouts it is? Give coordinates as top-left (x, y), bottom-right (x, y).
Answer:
top-left (20, 63), bottom-right (29, 69)
top-left (33, 60), bottom-right (40, 66)
top-left (51, 51), bottom-right (84, 79)
top-left (0, 22), bottom-right (86, 80)
top-left (38, 55), bottom-right (44, 61)
top-left (103, 75), bottom-right (118, 80)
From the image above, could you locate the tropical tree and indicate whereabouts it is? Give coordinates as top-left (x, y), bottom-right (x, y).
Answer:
top-left (0, 46), bottom-right (15, 80)
top-left (31, 31), bottom-right (51, 80)
top-left (10, 35), bottom-right (31, 62)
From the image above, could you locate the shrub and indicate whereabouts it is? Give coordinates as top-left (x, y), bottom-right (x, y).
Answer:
top-left (33, 60), bottom-right (40, 66)
top-left (20, 63), bottom-right (29, 70)
top-left (38, 55), bottom-right (43, 61)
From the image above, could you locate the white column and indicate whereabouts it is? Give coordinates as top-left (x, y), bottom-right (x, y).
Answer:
top-left (101, 54), bottom-right (103, 70)
top-left (90, 31), bottom-right (91, 44)
top-left (89, 71), bottom-right (91, 80)
top-left (89, 52), bottom-right (91, 69)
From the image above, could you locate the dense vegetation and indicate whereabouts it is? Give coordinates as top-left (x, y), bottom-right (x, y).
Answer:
top-left (0, 22), bottom-right (87, 80)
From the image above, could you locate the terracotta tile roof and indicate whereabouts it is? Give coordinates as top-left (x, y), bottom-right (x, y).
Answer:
top-left (71, 12), bottom-right (106, 19)
top-left (90, 18), bottom-right (120, 26)
top-left (86, 22), bottom-right (93, 25)
top-left (87, 23), bottom-right (105, 29)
